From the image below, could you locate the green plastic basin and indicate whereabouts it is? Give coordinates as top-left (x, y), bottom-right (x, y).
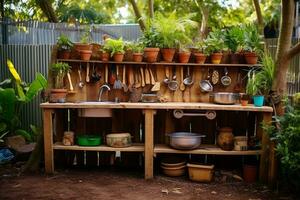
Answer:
top-left (77, 135), bottom-right (102, 146)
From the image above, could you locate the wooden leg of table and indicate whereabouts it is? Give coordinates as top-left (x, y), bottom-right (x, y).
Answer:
top-left (43, 109), bottom-right (54, 174)
top-left (268, 141), bottom-right (277, 188)
top-left (144, 109), bottom-right (155, 179)
top-left (259, 112), bottom-right (272, 183)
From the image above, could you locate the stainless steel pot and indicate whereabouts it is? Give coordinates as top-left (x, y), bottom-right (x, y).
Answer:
top-left (212, 92), bottom-right (239, 105)
top-left (168, 132), bottom-right (206, 150)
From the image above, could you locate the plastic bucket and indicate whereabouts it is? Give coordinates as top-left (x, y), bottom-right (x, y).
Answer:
top-left (253, 95), bottom-right (264, 107)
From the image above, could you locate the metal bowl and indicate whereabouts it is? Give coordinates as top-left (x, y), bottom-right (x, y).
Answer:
top-left (199, 80), bottom-right (213, 92)
top-left (168, 132), bottom-right (206, 150)
top-left (212, 92), bottom-right (239, 105)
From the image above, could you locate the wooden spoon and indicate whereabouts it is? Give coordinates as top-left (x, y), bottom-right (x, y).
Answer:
top-left (67, 72), bottom-right (74, 91)
top-left (86, 62), bottom-right (90, 83)
top-left (179, 66), bottom-right (185, 91)
top-left (140, 66), bottom-right (145, 87)
top-left (150, 68), bottom-right (160, 92)
top-left (145, 66), bottom-right (151, 85)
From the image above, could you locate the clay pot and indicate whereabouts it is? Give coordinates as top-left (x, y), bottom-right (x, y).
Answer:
top-left (178, 51), bottom-right (191, 63)
top-left (58, 50), bottom-right (71, 59)
top-left (193, 52), bottom-right (207, 64)
top-left (217, 127), bottom-right (234, 151)
top-left (243, 164), bottom-right (257, 183)
top-left (230, 53), bottom-right (240, 64)
top-left (79, 50), bottom-right (92, 61)
top-left (50, 89), bottom-right (68, 103)
top-left (161, 48), bottom-right (176, 62)
top-left (211, 52), bottom-right (223, 64)
top-left (101, 52), bottom-right (110, 61)
top-left (244, 52), bottom-right (258, 64)
top-left (144, 47), bottom-right (160, 63)
top-left (132, 53), bottom-right (143, 62)
top-left (113, 53), bottom-right (124, 62)
top-left (239, 52), bottom-right (246, 63)
top-left (74, 43), bottom-right (92, 59)
top-left (124, 49), bottom-right (133, 61)
top-left (91, 43), bottom-right (101, 60)
top-left (241, 100), bottom-right (249, 106)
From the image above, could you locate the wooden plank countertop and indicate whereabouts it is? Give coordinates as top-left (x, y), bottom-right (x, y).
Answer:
top-left (41, 102), bottom-right (273, 112)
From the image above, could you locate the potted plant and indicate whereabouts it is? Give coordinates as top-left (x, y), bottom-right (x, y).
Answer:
top-left (151, 12), bottom-right (197, 62)
top-left (225, 27), bottom-right (244, 64)
top-left (103, 38), bottom-right (125, 62)
top-left (57, 34), bottom-right (73, 59)
top-left (124, 41), bottom-right (134, 61)
top-left (131, 42), bottom-right (144, 62)
top-left (193, 40), bottom-right (209, 64)
top-left (205, 30), bottom-right (227, 64)
top-left (140, 28), bottom-right (161, 62)
top-left (49, 62), bottom-right (71, 103)
top-left (243, 24), bottom-right (264, 64)
top-left (246, 54), bottom-right (274, 107)
top-left (74, 28), bottom-right (93, 60)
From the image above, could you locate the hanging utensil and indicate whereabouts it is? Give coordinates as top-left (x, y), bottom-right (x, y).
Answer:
top-left (91, 63), bottom-right (101, 83)
top-left (179, 66), bottom-right (185, 91)
top-left (67, 72), bottom-right (74, 91)
top-left (144, 66), bottom-right (151, 85)
top-left (183, 66), bottom-right (193, 86)
top-left (122, 65), bottom-right (128, 92)
top-left (234, 70), bottom-right (242, 92)
top-left (113, 64), bottom-right (122, 89)
top-left (86, 62), bottom-right (90, 83)
top-left (134, 67), bottom-right (141, 88)
top-left (140, 66), bottom-right (145, 87)
top-left (199, 68), bottom-right (213, 92)
top-left (221, 67), bottom-right (232, 86)
top-left (104, 63), bottom-right (109, 86)
top-left (78, 63), bottom-right (84, 88)
top-left (168, 66), bottom-right (179, 91)
top-left (163, 66), bottom-right (170, 84)
top-left (211, 69), bottom-right (219, 85)
top-left (150, 68), bottom-right (160, 92)
top-left (128, 65), bottom-right (134, 92)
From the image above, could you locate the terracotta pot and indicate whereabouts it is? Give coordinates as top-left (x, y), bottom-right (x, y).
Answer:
top-left (193, 52), bottom-right (207, 64)
top-left (238, 52), bottom-right (246, 63)
top-left (74, 43), bottom-right (92, 59)
top-left (244, 52), bottom-right (258, 64)
top-left (50, 89), bottom-right (68, 103)
top-left (79, 50), bottom-right (92, 61)
top-left (211, 52), bottom-right (223, 64)
top-left (132, 53), bottom-right (143, 62)
top-left (178, 51), bottom-right (191, 63)
top-left (243, 164), bottom-right (257, 183)
top-left (91, 43), bottom-right (101, 60)
top-left (58, 50), bottom-right (71, 59)
top-left (101, 52), bottom-right (110, 61)
top-left (144, 47), bottom-right (160, 63)
top-left (113, 53), bottom-right (124, 62)
top-left (124, 49), bottom-right (133, 61)
top-left (217, 127), bottom-right (234, 151)
top-left (230, 53), bottom-right (240, 64)
top-left (241, 100), bottom-right (249, 106)
top-left (161, 48), bottom-right (176, 62)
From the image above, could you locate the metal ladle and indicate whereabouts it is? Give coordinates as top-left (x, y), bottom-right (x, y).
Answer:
top-left (163, 66), bottom-right (170, 84)
top-left (78, 63), bottom-right (84, 88)
top-left (183, 66), bottom-right (194, 86)
top-left (168, 67), bottom-right (179, 91)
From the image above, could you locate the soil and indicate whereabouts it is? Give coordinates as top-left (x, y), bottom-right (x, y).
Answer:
top-left (0, 167), bottom-right (295, 200)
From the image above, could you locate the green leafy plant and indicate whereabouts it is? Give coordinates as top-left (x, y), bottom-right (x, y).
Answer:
top-left (140, 28), bottom-right (162, 48)
top-left (57, 34), bottom-right (73, 51)
top-left (50, 62), bottom-right (71, 89)
top-left (225, 26), bottom-right (244, 53)
top-left (263, 96), bottom-right (300, 191)
top-left (0, 60), bottom-right (47, 143)
top-left (194, 40), bottom-right (209, 55)
top-left (205, 29), bottom-right (228, 54)
top-left (131, 42), bottom-right (144, 53)
top-left (80, 27), bottom-right (92, 44)
top-left (102, 38), bottom-right (125, 56)
top-left (151, 12), bottom-right (197, 48)
top-left (243, 24), bottom-right (264, 55)
top-left (246, 53), bottom-right (274, 96)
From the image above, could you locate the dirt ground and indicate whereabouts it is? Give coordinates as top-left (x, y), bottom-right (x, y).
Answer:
top-left (0, 166), bottom-right (296, 200)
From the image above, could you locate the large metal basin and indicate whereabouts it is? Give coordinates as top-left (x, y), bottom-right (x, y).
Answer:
top-left (168, 132), bottom-right (206, 150)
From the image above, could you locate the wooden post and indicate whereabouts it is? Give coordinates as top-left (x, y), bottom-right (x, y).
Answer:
top-left (43, 108), bottom-right (54, 173)
top-left (144, 109), bottom-right (155, 179)
top-left (259, 112), bottom-right (272, 183)
top-left (268, 141), bottom-right (277, 187)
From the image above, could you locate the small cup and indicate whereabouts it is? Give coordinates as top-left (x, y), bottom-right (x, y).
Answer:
top-left (63, 131), bottom-right (74, 146)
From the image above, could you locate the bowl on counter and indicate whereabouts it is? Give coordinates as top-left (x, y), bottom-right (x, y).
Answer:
top-left (168, 132), bottom-right (206, 150)
top-left (141, 93), bottom-right (158, 103)
top-left (211, 92), bottom-right (240, 105)
top-left (77, 135), bottom-right (102, 146)
top-left (106, 133), bottom-right (132, 147)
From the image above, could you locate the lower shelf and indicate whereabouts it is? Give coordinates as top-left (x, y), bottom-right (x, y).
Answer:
top-left (53, 142), bottom-right (145, 152)
top-left (154, 144), bottom-right (261, 155)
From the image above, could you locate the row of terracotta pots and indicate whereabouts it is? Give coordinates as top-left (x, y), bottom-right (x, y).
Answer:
top-left (58, 44), bottom-right (259, 65)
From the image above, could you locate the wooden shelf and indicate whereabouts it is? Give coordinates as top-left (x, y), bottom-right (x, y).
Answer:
top-left (154, 144), bottom-right (261, 155)
top-left (57, 59), bottom-right (261, 67)
top-left (53, 142), bottom-right (144, 152)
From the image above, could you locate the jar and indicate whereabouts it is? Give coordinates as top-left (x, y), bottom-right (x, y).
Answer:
top-left (234, 136), bottom-right (248, 151)
top-left (63, 131), bottom-right (74, 146)
top-left (217, 127), bottom-right (234, 151)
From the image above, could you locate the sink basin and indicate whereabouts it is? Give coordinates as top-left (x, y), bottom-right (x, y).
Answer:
top-left (77, 101), bottom-right (114, 117)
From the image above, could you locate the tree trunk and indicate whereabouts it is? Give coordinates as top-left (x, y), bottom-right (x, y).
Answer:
top-left (148, 0), bottom-right (154, 18)
top-left (199, 7), bottom-right (209, 40)
top-left (252, 0), bottom-right (264, 35)
top-left (36, 0), bottom-right (58, 23)
top-left (129, 0), bottom-right (146, 31)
